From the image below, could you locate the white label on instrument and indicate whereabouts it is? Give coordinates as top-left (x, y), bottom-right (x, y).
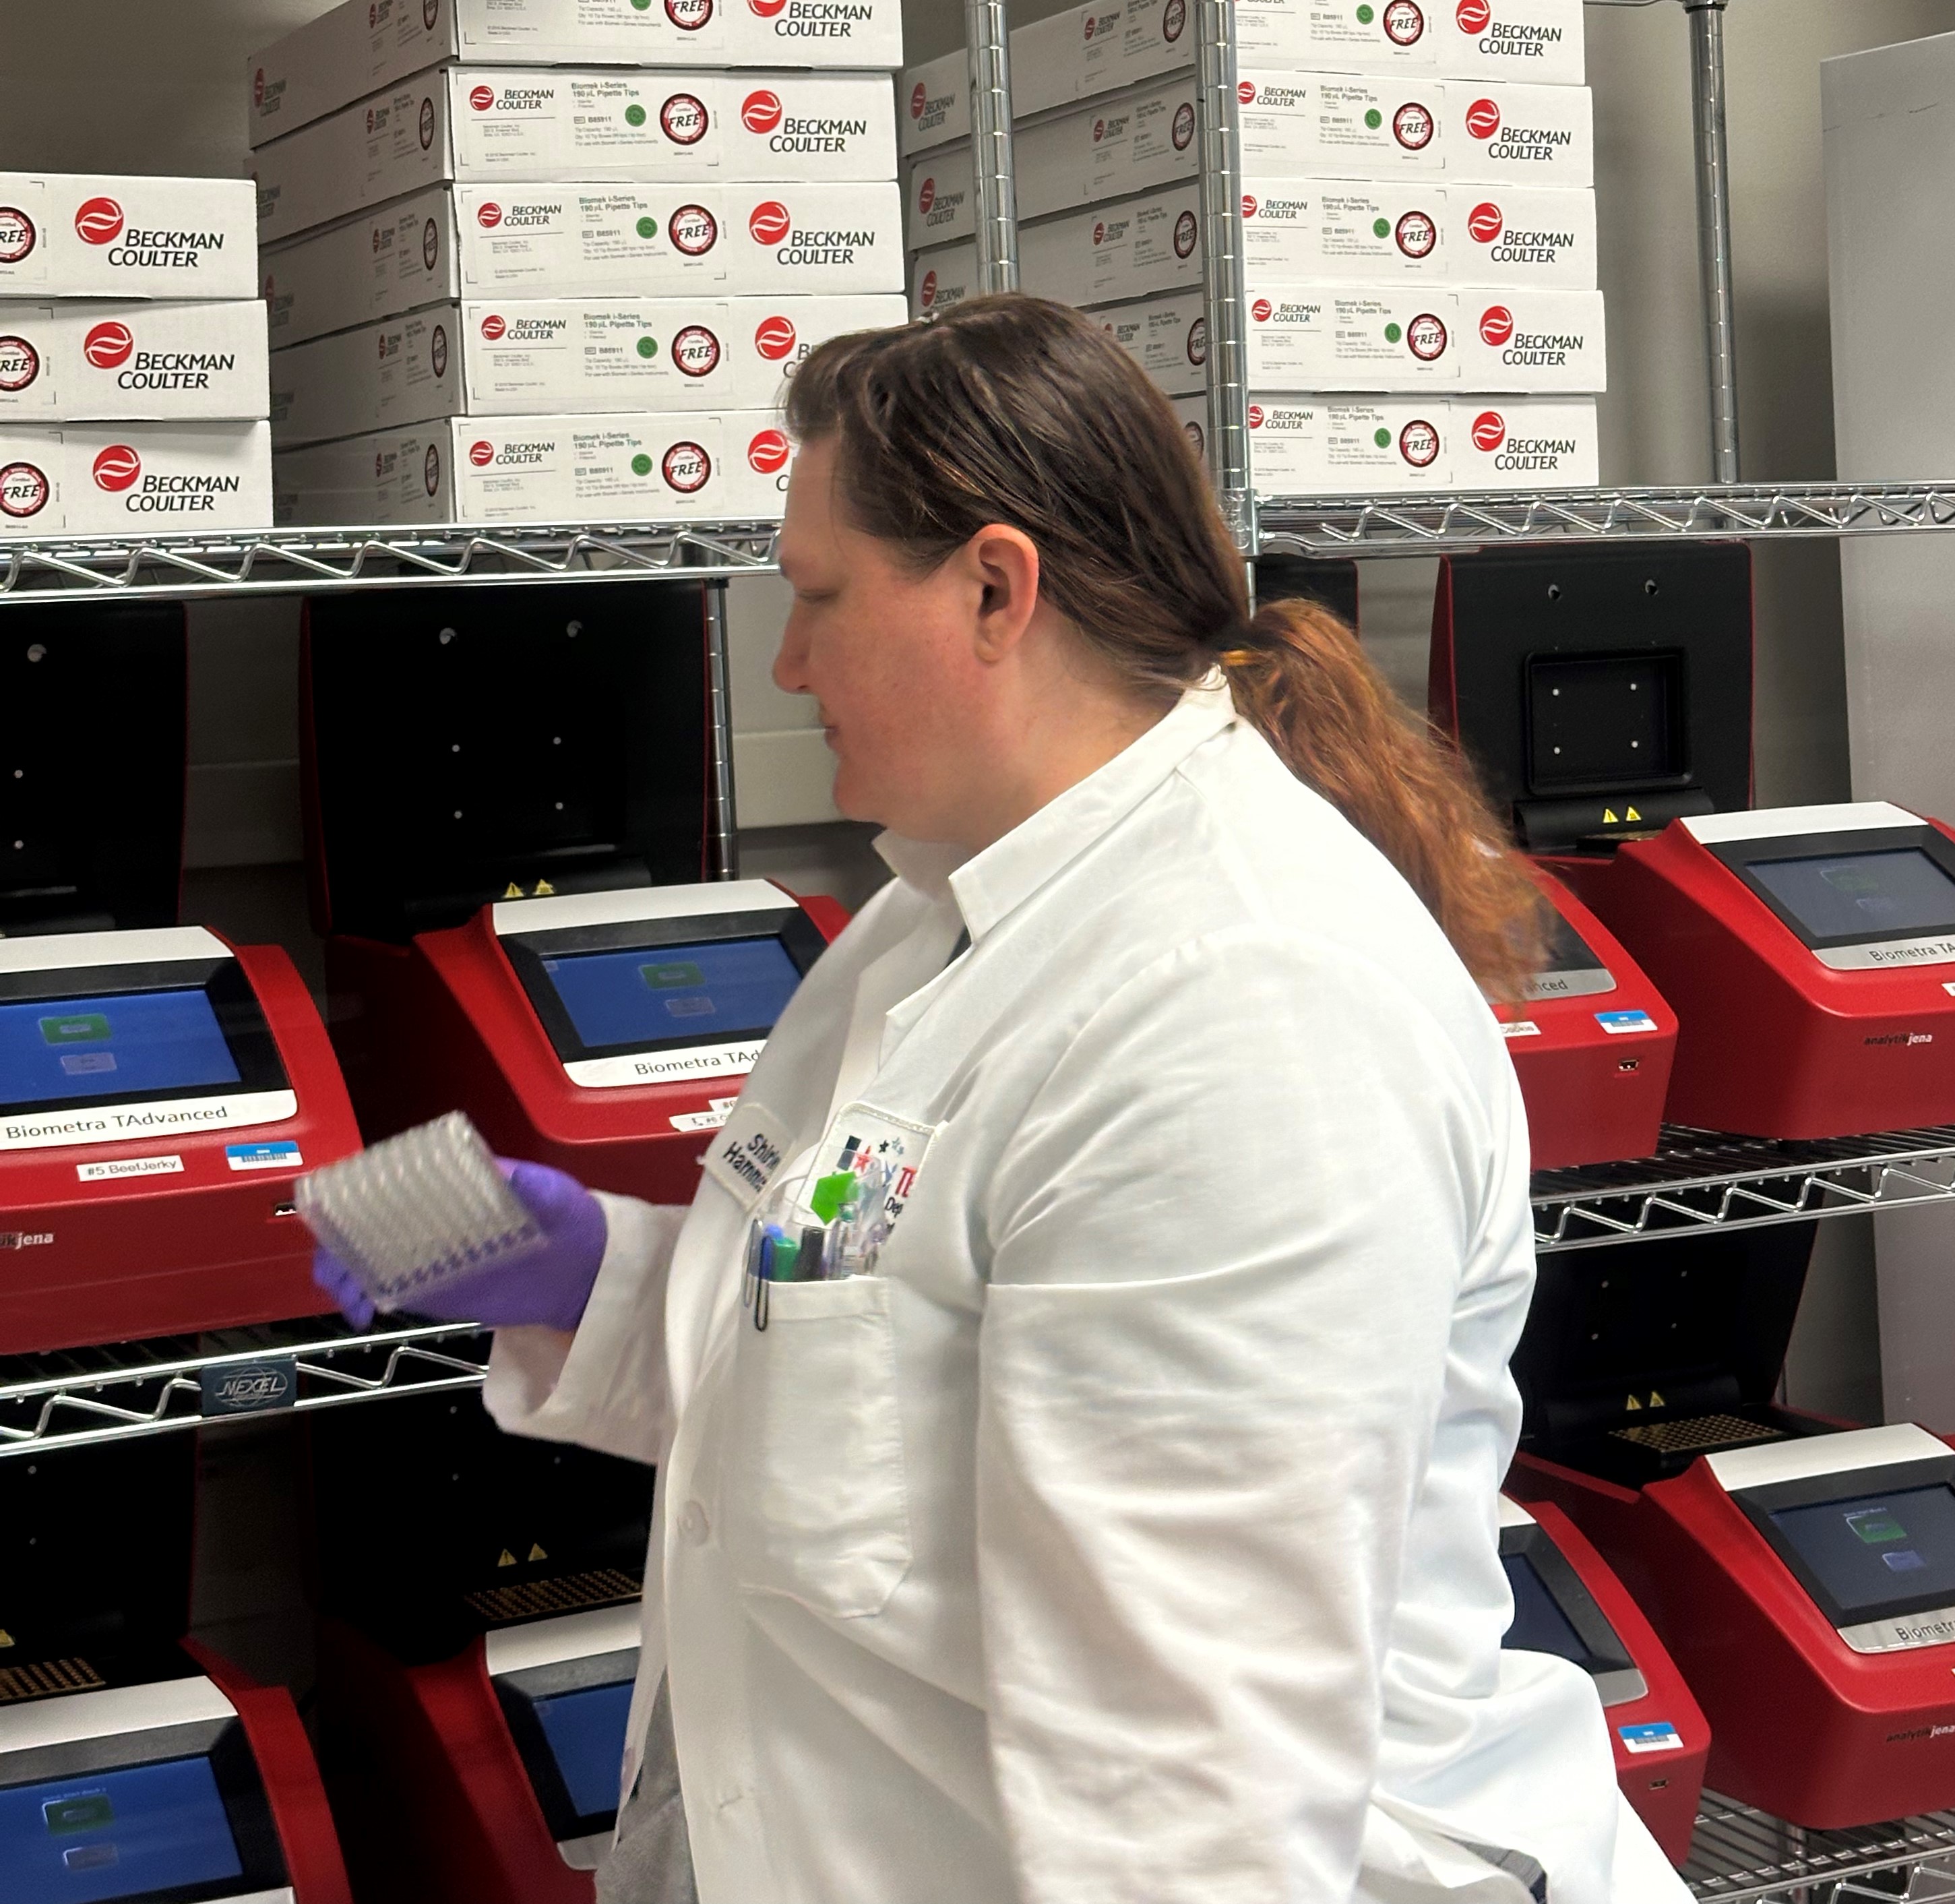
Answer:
top-left (1, 1091), bottom-right (298, 1153)
top-left (1501, 1020), bottom-right (1542, 1039)
top-left (565, 1040), bottom-right (766, 1090)
top-left (76, 1153), bottom-right (184, 1181)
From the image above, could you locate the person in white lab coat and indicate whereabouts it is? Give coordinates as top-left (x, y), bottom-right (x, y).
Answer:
top-left (319, 295), bottom-right (1690, 1903)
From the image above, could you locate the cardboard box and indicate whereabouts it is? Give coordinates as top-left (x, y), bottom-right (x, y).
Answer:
top-left (255, 71), bottom-right (898, 246)
top-left (901, 49), bottom-right (968, 158)
top-left (452, 183), bottom-right (904, 296)
top-left (1010, 0), bottom-right (1193, 121)
top-left (247, 0), bottom-right (904, 147)
top-left (0, 303), bottom-right (269, 422)
top-left (1246, 396), bottom-right (1455, 491)
top-left (1440, 80), bottom-right (1591, 186)
top-left (0, 175), bottom-right (257, 301)
top-left (1438, 0), bottom-right (1584, 87)
top-left (1449, 394), bottom-right (1597, 487)
top-left (909, 242), bottom-right (979, 317)
top-left (263, 189), bottom-right (463, 348)
top-left (270, 304), bottom-right (461, 448)
top-left (1241, 179), bottom-right (1448, 280)
top-left (1454, 286), bottom-right (1604, 391)
top-left (274, 410), bottom-right (792, 524)
top-left (1244, 284), bottom-right (1462, 388)
top-left (459, 294), bottom-right (906, 412)
top-left (1018, 181), bottom-right (1203, 307)
top-left (0, 421), bottom-right (272, 536)
top-left (1446, 184), bottom-right (1594, 286)
top-left (905, 71), bottom-right (1199, 248)
top-left (1237, 0), bottom-right (1440, 75)
top-left (1096, 288), bottom-right (1206, 396)
top-left (1239, 69), bottom-right (1446, 177)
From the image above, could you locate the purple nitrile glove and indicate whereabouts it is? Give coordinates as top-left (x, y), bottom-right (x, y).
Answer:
top-left (311, 1155), bottom-right (608, 1333)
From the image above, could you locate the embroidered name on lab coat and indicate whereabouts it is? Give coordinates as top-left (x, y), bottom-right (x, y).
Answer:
top-left (703, 1095), bottom-right (792, 1210)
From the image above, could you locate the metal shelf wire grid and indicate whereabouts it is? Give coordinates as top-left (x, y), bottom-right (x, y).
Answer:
top-left (1686, 1792), bottom-right (1955, 1901)
top-left (0, 520), bottom-right (782, 602)
top-left (1256, 481), bottom-right (1955, 557)
top-left (1532, 1125), bottom-right (1955, 1252)
top-left (0, 1318), bottom-right (490, 1456)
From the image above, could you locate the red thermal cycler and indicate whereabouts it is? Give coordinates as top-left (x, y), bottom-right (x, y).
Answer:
top-left (1563, 801), bottom-right (1955, 1139)
top-left (0, 925), bottom-right (359, 1353)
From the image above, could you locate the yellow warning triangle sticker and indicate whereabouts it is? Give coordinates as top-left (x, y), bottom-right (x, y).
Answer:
top-left (0, 1630), bottom-right (13, 1648)
top-left (1649, 1390), bottom-right (1665, 1408)
top-left (497, 1549), bottom-right (517, 1568)
top-left (1625, 806), bottom-right (1641, 822)
top-left (534, 878), bottom-right (556, 896)
top-left (503, 882), bottom-right (525, 899)
top-left (1603, 808), bottom-right (1619, 826)
top-left (1624, 1394), bottom-right (1642, 1411)
top-left (528, 1543), bottom-right (548, 1562)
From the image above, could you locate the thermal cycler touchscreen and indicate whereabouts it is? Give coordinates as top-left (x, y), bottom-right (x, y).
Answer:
top-left (538, 938), bottom-right (803, 1051)
top-left (1749, 849), bottom-right (1955, 945)
top-left (1502, 1552), bottom-right (1606, 1673)
top-left (1769, 1483), bottom-right (1955, 1620)
top-left (0, 1754), bottom-right (243, 1904)
top-left (0, 989), bottom-right (241, 1111)
top-left (531, 1680), bottom-right (636, 1820)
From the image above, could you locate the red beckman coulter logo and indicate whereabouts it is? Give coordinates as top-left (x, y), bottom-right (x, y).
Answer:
top-left (470, 439), bottom-right (495, 467)
top-left (477, 201), bottom-right (503, 229)
top-left (662, 94), bottom-right (710, 144)
top-left (1400, 419), bottom-right (1442, 467)
top-left (1472, 410), bottom-right (1507, 452)
top-left (671, 205), bottom-right (718, 254)
top-left (917, 177), bottom-right (935, 214)
top-left (1468, 200), bottom-right (1504, 243)
top-left (663, 441), bottom-right (712, 492)
top-left (253, 67), bottom-right (265, 106)
top-left (1241, 193), bottom-right (1258, 218)
top-left (919, 269), bottom-right (939, 307)
top-left (1458, 0), bottom-right (1491, 28)
top-left (1384, 0), bottom-right (1425, 44)
top-left (1246, 404), bottom-right (1264, 429)
top-left (1406, 312), bottom-right (1449, 361)
top-left (0, 338), bottom-right (40, 392)
top-left (1092, 118), bottom-right (1106, 144)
top-left (481, 313), bottom-right (507, 340)
top-left (83, 321), bottom-right (134, 369)
top-left (1396, 210), bottom-right (1437, 257)
top-left (749, 0), bottom-right (787, 16)
top-left (1479, 304), bottom-right (1514, 346)
top-left (673, 324), bottom-right (721, 376)
top-left (668, 0), bottom-right (713, 26)
top-left (1466, 97), bottom-right (1501, 140)
top-left (0, 206), bottom-right (36, 264)
top-left (1092, 220), bottom-right (1107, 247)
top-left (910, 81), bottom-right (927, 120)
top-left (0, 462), bottom-right (50, 518)
top-left (747, 201), bottom-right (791, 245)
top-left (1394, 102), bottom-right (1435, 150)
top-left (741, 90), bottom-right (783, 133)
top-left (470, 84), bottom-right (495, 111)
top-left (748, 429), bottom-right (790, 475)
top-left (1173, 210), bottom-right (1198, 257)
top-left (75, 197), bottom-right (124, 246)
top-left (754, 313), bottom-right (797, 359)
top-left (92, 444), bottom-right (141, 492)
top-left (1239, 80), bottom-right (1255, 105)
top-left (1251, 297), bottom-right (1272, 323)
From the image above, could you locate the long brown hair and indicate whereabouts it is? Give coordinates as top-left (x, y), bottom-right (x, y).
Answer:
top-left (785, 294), bottom-right (1541, 1000)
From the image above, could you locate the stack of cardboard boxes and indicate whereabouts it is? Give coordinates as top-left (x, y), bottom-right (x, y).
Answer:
top-left (904, 0), bottom-right (1600, 493)
top-left (0, 174), bottom-right (270, 536)
top-left (251, 0), bottom-right (906, 526)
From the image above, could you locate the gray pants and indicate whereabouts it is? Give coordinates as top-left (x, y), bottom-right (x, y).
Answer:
top-left (596, 1676), bottom-right (700, 1904)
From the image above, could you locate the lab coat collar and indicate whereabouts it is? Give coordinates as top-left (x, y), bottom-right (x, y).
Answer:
top-left (948, 679), bottom-right (1238, 944)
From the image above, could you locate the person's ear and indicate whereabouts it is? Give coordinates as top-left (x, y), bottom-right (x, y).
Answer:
top-left (966, 524), bottom-right (1041, 663)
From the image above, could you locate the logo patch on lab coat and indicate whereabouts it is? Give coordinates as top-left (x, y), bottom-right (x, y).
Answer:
top-left (797, 1101), bottom-right (937, 1237)
top-left (702, 1095), bottom-right (791, 1210)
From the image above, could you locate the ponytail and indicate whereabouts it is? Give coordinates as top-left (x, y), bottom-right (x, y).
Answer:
top-left (1221, 598), bottom-right (1543, 1002)
top-left (786, 293), bottom-right (1543, 1001)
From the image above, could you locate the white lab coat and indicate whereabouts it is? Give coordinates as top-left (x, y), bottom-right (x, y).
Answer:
top-left (486, 683), bottom-right (1690, 1904)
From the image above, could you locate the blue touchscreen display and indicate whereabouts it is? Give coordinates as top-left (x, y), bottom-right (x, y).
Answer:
top-left (1501, 1552), bottom-right (1603, 1673)
top-left (0, 1754), bottom-right (243, 1904)
top-left (1770, 1482), bottom-right (1955, 1618)
top-left (540, 938), bottom-right (801, 1051)
top-left (1751, 848), bottom-right (1955, 943)
top-left (533, 1680), bottom-right (635, 1820)
top-left (0, 989), bottom-right (241, 1111)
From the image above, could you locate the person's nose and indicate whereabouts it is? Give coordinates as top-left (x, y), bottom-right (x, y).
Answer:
top-left (773, 611), bottom-right (813, 696)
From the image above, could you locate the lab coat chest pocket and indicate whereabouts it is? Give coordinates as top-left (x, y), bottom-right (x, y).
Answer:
top-left (722, 1276), bottom-right (913, 1620)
